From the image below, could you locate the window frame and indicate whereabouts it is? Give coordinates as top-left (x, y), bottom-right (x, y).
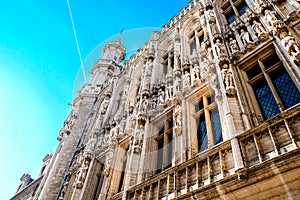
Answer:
top-left (154, 111), bottom-right (174, 174)
top-left (239, 45), bottom-right (300, 122)
top-left (188, 87), bottom-right (223, 156)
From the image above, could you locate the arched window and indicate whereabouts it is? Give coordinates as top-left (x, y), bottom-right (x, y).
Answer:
top-left (244, 51), bottom-right (300, 120)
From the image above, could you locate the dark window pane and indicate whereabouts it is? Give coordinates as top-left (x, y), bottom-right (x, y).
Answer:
top-left (159, 126), bottom-right (164, 135)
top-left (226, 10), bottom-right (236, 24)
top-left (271, 70), bottom-right (300, 109)
top-left (207, 95), bottom-right (215, 105)
top-left (190, 40), bottom-right (196, 53)
top-left (163, 65), bottom-right (168, 74)
top-left (211, 108), bottom-right (223, 145)
top-left (246, 64), bottom-right (261, 80)
top-left (237, 1), bottom-right (248, 16)
top-left (195, 98), bottom-right (204, 112)
top-left (167, 118), bottom-right (173, 130)
top-left (156, 140), bottom-right (164, 174)
top-left (166, 133), bottom-right (173, 169)
top-left (118, 156), bottom-right (127, 192)
top-left (199, 34), bottom-right (204, 43)
top-left (196, 115), bottom-right (208, 152)
top-left (263, 55), bottom-right (280, 69)
top-left (253, 79), bottom-right (280, 119)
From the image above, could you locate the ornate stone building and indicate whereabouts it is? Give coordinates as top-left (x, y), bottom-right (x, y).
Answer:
top-left (11, 0), bottom-right (300, 199)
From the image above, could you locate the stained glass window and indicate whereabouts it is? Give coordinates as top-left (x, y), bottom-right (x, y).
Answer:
top-left (211, 108), bottom-right (223, 145)
top-left (246, 52), bottom-right (300, 121)
top-left (226, 11), bottom-right (236, 24)
top-left (194, 92), bottom-right (223, 153)
top-left (253, 80), bottom-right (280, 119)
top-left (156, 113), bottom-right (174, 174)
top-left (223, 0), bottom-right (248, 24)
top-left (196, 115), bottom-right (208, 152)
top-left (271, 71), bottom-right (300, 109)
top-left (237, 1), bottom-right (248, 15)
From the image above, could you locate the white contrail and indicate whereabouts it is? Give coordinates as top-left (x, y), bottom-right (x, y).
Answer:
top-left (66, 0), bottom-right (87, 83)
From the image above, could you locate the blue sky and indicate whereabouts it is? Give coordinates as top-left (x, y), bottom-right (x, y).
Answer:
top-left (0, 0), bottom-right (189, 199)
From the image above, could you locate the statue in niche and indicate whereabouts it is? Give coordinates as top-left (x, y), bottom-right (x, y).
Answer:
top-left (175, 54), bottom-right (181, 70)
top-left (134, 96), bottom-right (140, 112)
top-left (103, 150), bottom-right (113, 176)
top-left (214, 39), bottom-right (226, 56)
top-left (210, 23), bottom-right (218, 36)
top-left (174, 76), bottom-right (181, 93)
top-left (85, 132), bottom-right (98, 153)
top-left (183, 56), bottom-right (190, 66)
top-left (174, 102), bottom-right (182, 128)
top-left (240, 29), bottom-right (252, 46)
top-left (95, 132), bottom-right (106, 152)
top-left (59, 181), bottom-right (69, 199)
top-left (94, 114), bottom-right (103, 131)
top-left (100, 95), bottom-right (110, 114)
top-left (110, 120), bottom-right (118, 140)
top-left (193, 64), bottom-right (201, 81)
top-left (133, 125), bottom-right (144, 153)
top-left (221, 64), bottom-right (236, 95)
top-left (117, 119), bottom-right (126, 139)
top-left (150, 94), bottom-right (158, 110)
top-left (123, 85), bottom-right (129, 97)
top-left (158, 88), bottom-right (165, 106)
top-left (280, 31), bottom-right (300, 62)
top-left (141, 96), bottom-right (148, 113)
top-left (229, 37), bottom-right (240, 53)
top-left (166, 82), bottom-right (173, 100)
top-left (207, 10), bottom-right (216, 23)
top-left (265, 10), bottom-right (279, 27)
top-left (207, 46), bottom-right (213, 60)
top-left (252, 20), bottom-right (268, 40)
top-left (183, 70), bottom-right (191, 87)
top-left (245, 8), bottom-right (256, 20)
top-left (74, 158), bottom-right (90, 189)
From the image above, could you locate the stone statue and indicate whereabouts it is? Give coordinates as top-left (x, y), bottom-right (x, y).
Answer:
top-left (141, 96), bottom-right (148, 113)
top-left (174, 76), bottom-right (181, 93)
top-left (193, 64), bottom-right (201, 81)
top-left (94, 114), bottom-right (103, 131)
top-left (174, 103), bottom-right (182, 127)
top-left (59, 181), bottom-right (69, 199)
top-left (74, 159), bottom-right (90, 189)
top-left (133, 125), bottom-right (144, 153)
top-left (208, 10), bottom-right (216, 23)
top-left (229, 37), bottom-right (239, 53)
top-left (280, 31), bottom-right (300, 62)
top-left (214, 39), bottom-right (226, 55)
top-left (117, 119), bottom-right (126, 139)
top-left (85, 132), bottom-right (98, 153)
top-left (252, 20), bottom-right (266, 36)
top-left (110, 120), bottom-right (118, 140)
top-left (166, 83), bottom-right (173, 100)
top-left (158, 89), bottom-right (165, 106)
top-left (240, 29), bottom-right (252, 46)
top-left (183, 70), bottom-right (191, 87)
top-left (103, 150), bottom-right (113, 176)
top-left (150, 94), bottom-right (158, 110)
top-left (221, 64), bottom-right (236, 96)
top-left (100, 95), bottom-right (110, 114)
top-left (265, 10), bottom-right (279, 27)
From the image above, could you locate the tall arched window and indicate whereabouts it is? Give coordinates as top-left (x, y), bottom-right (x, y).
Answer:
top-left (244, 52), bottom-right (300, 120)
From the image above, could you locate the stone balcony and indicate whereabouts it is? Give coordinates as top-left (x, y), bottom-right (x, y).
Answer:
top-left (110, 105), bottom-right (300, 200)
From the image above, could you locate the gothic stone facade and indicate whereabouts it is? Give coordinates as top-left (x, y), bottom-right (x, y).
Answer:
top-left (11, 0), bottom-right (300, 199)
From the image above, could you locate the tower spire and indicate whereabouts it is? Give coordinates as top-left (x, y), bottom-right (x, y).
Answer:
top-left (117, 29), bottom-right (124, 42)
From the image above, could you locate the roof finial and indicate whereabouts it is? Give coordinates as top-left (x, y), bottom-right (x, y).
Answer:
top-left (117, 29), bottom-right (124, 42)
